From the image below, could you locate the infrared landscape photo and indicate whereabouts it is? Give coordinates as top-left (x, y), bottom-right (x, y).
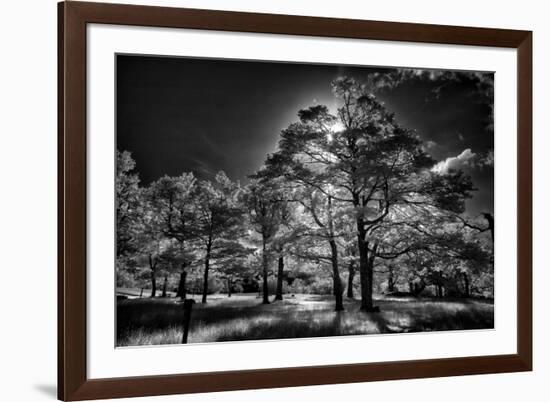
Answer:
top-left (115, 55), bottom-right (495, 347)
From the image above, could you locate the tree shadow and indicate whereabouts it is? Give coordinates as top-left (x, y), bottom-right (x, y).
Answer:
top-left (117, 297), bottom-right (290, 343)
top-left (213, 309), bottom-right (375, 341)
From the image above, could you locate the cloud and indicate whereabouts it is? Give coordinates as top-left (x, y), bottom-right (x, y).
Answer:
top-left (432, 148), bottom-right (476, 174)
top-left (366, 69), bottom-right (494, 131)
top-left (425, 140), bottom-right (438, 149)
top-left (190, 157), bottom-right (216, 177)
top-left (477, 150), bottom-right (494, 168)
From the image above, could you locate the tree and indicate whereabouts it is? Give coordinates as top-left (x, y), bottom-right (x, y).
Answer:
top-left (296, 188), bottom-right (346, 311)
top-left (244, 181), bottom-right (284, 304)
top-left (148, 173), bottom-right (197, 299)
top-left (340, 224), bottom-right (359, 298)
top-left (214, 242), bottom-right (256, 297)
top-left (396, 216), bottom-right (493, 298)
top-left (428, 223), bottom-right (493, 297)
top-left (132, 206), bottom-right (165, 297)
top-left (192, 171), bottom-right (245, 303)
top-left (253, 163), bottom-right (306, 302)
top-left (159, 240), bottom-right (196, 299)
top-left (458, 213), bottom-right (494, 242)
top-left (260, 190), bottom-right (295, 301)
top-left (272, 203), bottom-right (292, 301)
top-left (116, 150), bottom-right (141, 257)
top-left (265, 77), bottom-right (474, 311)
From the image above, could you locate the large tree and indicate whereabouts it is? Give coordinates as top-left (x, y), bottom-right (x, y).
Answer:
top-left (244, 180), bottom-right (285, 304)
top-left (265, 77), bottom-right (474, 311)
top-left (148, 173), bottom-right (197, 299)
top-left (256, 154), bottom-right (347, 310)
top-left (271, 201), bottom-right (295, 301)
top-left (192, 171), bottom-right (245, 303)
top-left (249, 174), bottom-right (297, 302)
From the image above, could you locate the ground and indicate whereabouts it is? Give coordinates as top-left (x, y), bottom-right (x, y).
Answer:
top-left (116, 291), bottom-right (494, 346)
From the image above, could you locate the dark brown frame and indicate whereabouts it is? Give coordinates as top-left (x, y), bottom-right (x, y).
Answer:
top-left (58, 1), bottom-right (532, 400)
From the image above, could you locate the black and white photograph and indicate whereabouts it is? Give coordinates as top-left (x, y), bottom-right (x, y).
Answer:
top-left (115, 55), bottom-right (495, 347)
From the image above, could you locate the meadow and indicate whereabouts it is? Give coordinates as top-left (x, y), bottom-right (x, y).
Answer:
top-left (116, 292), bottom-right (494, 346)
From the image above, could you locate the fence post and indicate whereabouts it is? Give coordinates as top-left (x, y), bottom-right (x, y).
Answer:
top-left (181, 299), bottom-right (196, 344)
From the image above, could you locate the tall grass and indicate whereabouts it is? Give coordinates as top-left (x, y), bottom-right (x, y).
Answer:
top-left (116, 293), bottom-right (494, 346)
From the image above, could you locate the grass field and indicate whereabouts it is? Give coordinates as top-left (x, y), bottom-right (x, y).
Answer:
top-left (116, 292), bottom-right (494, 346)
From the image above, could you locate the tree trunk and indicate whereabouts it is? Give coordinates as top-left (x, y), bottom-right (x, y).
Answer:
top-left (262, 234), bottom-right (270, 304)
top-left (483, 213), bottom-right (494, 242)
top-left (357, 219), bottom-right (378, 311)
top-left (323, 195), bottom-right (344, 311)
top-left (275, 254), bottom-right (284, 301)
top-left (387, 265), bottom-right (395, 293)
top-left (347, 262), bottom-right (355, 298)
top-left (139, 288), bottom-right (143, 298)
top-left (437, 271), bottom-right (444, 298)
top-left (360, 245), bottom-right (378, 311)
top-left (367, 251), bottom-right (375, 308)
top-left (227, 277), bottom-right (232, 297)
top-left (329, 240), bottom-right (344, 311)
top-left (161, 275), bottom-right (168, 297)
top-left (150, 273), bottom-right (157, 298)
top-left (358, 245), bottom-right (370, 310)
top-left (149, 254), bottom-right (157, 298)
top-left (356, 216), bottom-right (371, 311)
top-left (176, 238), bottom-right (188, 300)
top-left (201, 236), bottom-right (213, 304)
top-left (462, 272), bottom-right (470, 298)
top-left (176, 264), bottom-right (187, 300)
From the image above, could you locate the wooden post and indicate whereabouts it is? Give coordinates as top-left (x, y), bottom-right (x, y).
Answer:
top-left (181, 299), bottom-right (196, 344)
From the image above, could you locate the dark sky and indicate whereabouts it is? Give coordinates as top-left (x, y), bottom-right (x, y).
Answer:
top-left (116, 55), bottom-right (494, 215)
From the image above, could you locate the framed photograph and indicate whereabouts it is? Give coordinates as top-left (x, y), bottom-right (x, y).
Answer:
top-left (58, 1), bottom-right (532, 400)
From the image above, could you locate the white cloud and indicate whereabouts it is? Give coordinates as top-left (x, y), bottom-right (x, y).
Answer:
top-left (431, 148), bottom-right (476, 174)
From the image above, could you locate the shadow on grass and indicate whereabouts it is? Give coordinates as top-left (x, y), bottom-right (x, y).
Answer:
top-left (117, 294), bottom-right (494, 346)
top-left (117, 296), bottom-right (278, 339)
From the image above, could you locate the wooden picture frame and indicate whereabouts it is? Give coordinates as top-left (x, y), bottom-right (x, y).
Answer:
top-left (58, 1), bottom-right (532, 400)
